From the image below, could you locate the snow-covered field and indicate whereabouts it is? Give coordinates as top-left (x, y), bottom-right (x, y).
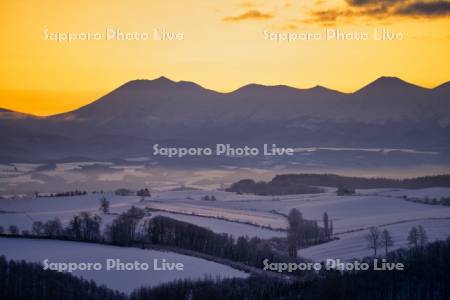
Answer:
top-left (145, 189), bottom-right (450, 233)
top-left (152, 211), bottom-right (285, 239)
top-left (0, 194), bottom-right (136, 232)
top-left (0, 237), bottom-right (248, 293)
top-left (360, 187), bottom-right (450, 200)
top-left (301, 218), bottom-right (450, 261)
top-left (147, 201), bottom-right (287, 229)
top-left (0, 193), bottom-right (285, 239)
top-left (144, 189), bottom-right (450, 260)
top-left (1, 187), bottom-right (450, 264)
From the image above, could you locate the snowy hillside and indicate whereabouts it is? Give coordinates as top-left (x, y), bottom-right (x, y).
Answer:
top-left (301, 219), bottom-right (450, 261)
top-left (1, 187), bottom-right (449, 265)
top-left (0, 238), bottom-right (248, 293)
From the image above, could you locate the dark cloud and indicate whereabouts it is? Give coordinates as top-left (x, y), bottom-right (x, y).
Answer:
top-left (306, 0), bottom-right (450, 24)
top-left (346, 0), bottom-right (403, 6)
top-left (396, 1), bottom-right (450, 16)
top-left (306, 9), bottom-right (359, 25)
top-left (223, 10), bottom-right (274, 22)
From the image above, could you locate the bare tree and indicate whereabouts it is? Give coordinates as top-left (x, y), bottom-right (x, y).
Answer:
top-left (323, 212), bottom-right (329, 239)
top-left (99, 197), bottom-right (110, 214)
top-left (32, 221), bottom-right (44, 236)
top-left (417, 225), bottom-right (428, 248)
top-left (287, 208), bottom-right (303, 258)
top-left (380, 229), bottom-right (394, 256)
top-left (8, 225), bottom-right (19, 235)
top-left (106, 206), bottom-right (145, 245)
top-left (365, 226), bottom-right (381, 256)
top-left (43, 218), bottom-right (63, 237)
top-left (69, 215), bottom-right (82, 240)
top-left (408, 226), bottom-right (419, 248)
top-left (329, 219), bottom-right (334, 238)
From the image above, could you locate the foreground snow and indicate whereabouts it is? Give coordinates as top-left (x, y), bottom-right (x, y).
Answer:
top-left (0, 238), bottom-right (248, 293)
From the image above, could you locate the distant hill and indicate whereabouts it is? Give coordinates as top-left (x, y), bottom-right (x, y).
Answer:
top-left (51, 76), bottom-right (450, 126)
top-left (227, 174), bottom-right (450, 195)
top-left (0, 108), bottom-right (37, 120)
top-left (226, 178), bottom-right (324, 195)
top-left (0, 76), bottom-right (449, 161)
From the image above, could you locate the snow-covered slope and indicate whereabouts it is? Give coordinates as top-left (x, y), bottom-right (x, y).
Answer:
top-left (1, 187), bottom-right (450, 263)
top-left (0, 237), bottom-right (248, 293)
top-left (300, 219), bottom-right (450, 261)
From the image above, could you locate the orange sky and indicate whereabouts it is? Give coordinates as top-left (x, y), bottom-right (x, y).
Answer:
top-left (0, 0), bottom-right (449, 116)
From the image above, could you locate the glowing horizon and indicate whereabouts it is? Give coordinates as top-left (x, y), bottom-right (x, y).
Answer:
top-left (1, 0), bottom-right (449, 116)
top-left (1, 74), bottom-right (448, 117)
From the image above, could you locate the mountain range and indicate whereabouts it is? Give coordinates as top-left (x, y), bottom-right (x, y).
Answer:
top-left (1, 76), bottom-right (449, 162)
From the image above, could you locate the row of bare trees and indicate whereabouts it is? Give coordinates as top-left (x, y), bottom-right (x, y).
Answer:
top-left (365, 225), bottom-right (428, 256)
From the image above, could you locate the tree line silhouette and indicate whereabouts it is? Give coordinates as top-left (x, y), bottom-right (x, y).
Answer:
top-left (2, 203), bottom-right (334, 269)
top-left (1, 237), bottom-right (449, 299)
top-left (227, 173), bottom-right (450, 195)
top-left (0, 256), bottom-right (125, 300)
